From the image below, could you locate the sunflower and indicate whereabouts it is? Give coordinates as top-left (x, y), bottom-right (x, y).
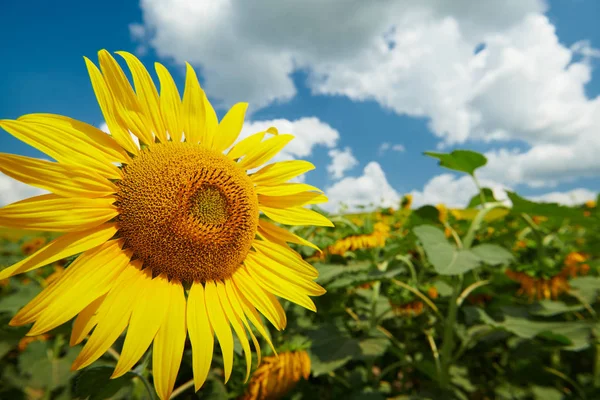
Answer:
top-left (0, 50), bottom-right (332, 399)
top-left (327, 221), bottom-right (390, 255)
top-left (242, 350), bottom-right (311, 400)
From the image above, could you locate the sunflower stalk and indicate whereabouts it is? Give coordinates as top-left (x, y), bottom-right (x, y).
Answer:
top-left (438, 274), bottom-right (463, 390)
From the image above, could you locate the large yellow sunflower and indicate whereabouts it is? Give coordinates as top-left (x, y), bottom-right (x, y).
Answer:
top-left (0, 50), bottom-right (331, 399)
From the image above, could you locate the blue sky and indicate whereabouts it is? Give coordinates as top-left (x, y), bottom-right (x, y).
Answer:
top-left (1, 0), bottom-right (599, 210)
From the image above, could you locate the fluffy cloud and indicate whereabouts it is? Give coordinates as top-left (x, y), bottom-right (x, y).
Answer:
top-left (410, 173), bottom-right (596, 208)
top-left (239, 117), bottom-right (339, 163)
top-left (132, 0), bottom-right (600, 188)
top-left (528, 188), bottom-right (597, 206)
top-left (0, 174), bottom-right (47, 206)
top-left (324, 162), bottom-right (400, 213)
top-left (379, 142), bottom-right (405, 155)
top-left (327, 147), bottom-right (358, 179)
top-left (410, 174), bottom-right (509, 209)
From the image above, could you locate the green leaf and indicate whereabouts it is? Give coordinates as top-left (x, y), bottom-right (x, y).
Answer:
top-left (413, 205), bottom-right (440, 223)
top-left (469, 309), bottom-right (592, 351)
top-left (20, 341), bottom-right (79, 390)
top-left (531, 386), bottom-right (564, 400)
top-left (315, 262), bottom-right (371, 285)
top-left (199, 378), bottom-right (228, 400)
top-left (467, 187), bottom-right (497, 208)
top-left (569, 277), bottom-right (600, 303)
top-left (529, 300), bottom-right (584, 317)
top-left (307, 325), bottom-right (361, 376)
top-left (0, 283), bottom-right (41, 315)
top-left (73, 366), bottom-right (134, 400)
top-left (413, 225), bottom-right (481, 275)
top-left (424, 150), bottom-right (487, 176)
top-left (470, 244), bottom-right (514, 266)
top-left (358, 338), bottom-right (389, 360)
top-left (0, 314), bottom-right (28, 359)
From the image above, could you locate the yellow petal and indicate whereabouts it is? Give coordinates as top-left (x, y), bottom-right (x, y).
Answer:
top-left (257, 219), bottom-right (320, 252)
top-left (181, 63), bottom-right (206, 145)
top-left (28, 244), bottom-right (131, 336)
top-left (248, 252), bottom-right (325, 296)
top-left (238, 134), bottom-right (294, 170)
top-left (152, 279), bottom-right (187, 400)
top-left (261, 205), bottom-right (333, 227)
top-left (70, 294), bottom-right (106, 346)
top-left (10, 240), bottom-right (126, 326)
top-left (0, 153), bottom-right (117, 198)
top-left (201, 92), bottom-right (218, 149)
top-left (232, 268), bottom-right (286, 330)
top-left (227, 132), bottom-right (266, 160)
top-left (117, 51), bottom-right (167, 143)
top-left (0, 223), bottom-right (118, 280)
top-left (227, 281), bottom-right (276, 356)
top-left (216, 280), bottom-right (253, 381)
top-left (17, 114), bottom-right (130, 164)
top-left (83, 57), bottom-right (139, 154)
top-left (252, 240), bottom-right (318, 278)
top-left (112, 271), bottom-right (170, 378)
top-left (255, 183), bottom-right (322, 196)
top-left (0, 119), bottom-right (123, 179)
top-left (155, 62), bottom-right (183, 142)
top-left (245, 256), bottom-right (317, 312)
top-left (204, 280), bottom-right (234, 383)
top-left (0, 194), bottom-right (118, 232)
top-left (212, 102), bottom-right (248, 153)
top-left (224, 279), bottom-right (263, 365)
top-left (71, 262), bottom-right (145, 371)
top-left (251, 160), bottom-right (315, 186)
top-left (97, 50), bottom-right (153, 146)
top-left (187, 282), bottom-right (214, 391)
top-left (259, 192), bottom-right (327, 209)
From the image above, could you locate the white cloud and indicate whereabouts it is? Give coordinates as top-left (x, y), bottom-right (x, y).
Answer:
top-left (0, 174), bottom-right (47, 206)
top-left (324, 162), bottom-right (399, 213)
top-left (131, 0), bottom-right (600, 189)
top-left (528, 188), bottom-right (597, 206)
top-left (379, 142), bottom-right (405, 155)
top-left (239, 117), bottom-right (339, 162)
top-left (410, 173), bottom-right (597, 208)
top-left (410, 173), bottom-right (509, 209)
top-left (327, 147), bottom-right (358, 179)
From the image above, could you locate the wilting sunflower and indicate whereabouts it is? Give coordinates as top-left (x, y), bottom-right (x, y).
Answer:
top-left (242, 350), bottom-right (311, 400)
top-left (0, 50), bottom-right (332, 399)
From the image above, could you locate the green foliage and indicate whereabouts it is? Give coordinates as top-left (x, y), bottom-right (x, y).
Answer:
top-left (0, 149), bottom-right (598, 399)
top-left (424, 150), bottom-right (487, 176)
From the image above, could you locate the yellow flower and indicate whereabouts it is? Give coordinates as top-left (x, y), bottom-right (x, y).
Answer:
top-left (242, 351), bottom-right (311, 400)
top-left (435, 204), bottom-right (448, 224)
top-left (585, 199), bottom-right (596, 209)
top-left (328, 222), bottom-right (390, 255)
top-left (0, 50), bottom-right (331, 400)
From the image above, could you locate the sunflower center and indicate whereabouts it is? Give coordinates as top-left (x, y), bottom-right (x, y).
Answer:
top-left (115, 142), bottom-right (259, 283)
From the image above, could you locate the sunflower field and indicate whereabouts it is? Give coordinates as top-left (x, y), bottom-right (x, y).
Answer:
top-left (0, 147), bottom-right (597, 400)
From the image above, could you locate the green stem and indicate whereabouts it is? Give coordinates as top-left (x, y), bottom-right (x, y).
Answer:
top-left (594, 342), bottom-right (600, 388)
top-left (132, 371), bottom-right (157, 400)
top-left (396, 254), bottom-right (418, 283)
top-left (520, 213), bottom-right (546, 268)
top-left (462, 202), bottom-right (506, 249)
top-left (439, 276), bottom-right (463, 389)
top-left (370, 281), bottom-right (381, 329)
top-left (170, 379), bottom-right (194, 399)
top-left (425, 331), bottom-right (442, 382)
top-left (472, 173), bottom-right (487, 207)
